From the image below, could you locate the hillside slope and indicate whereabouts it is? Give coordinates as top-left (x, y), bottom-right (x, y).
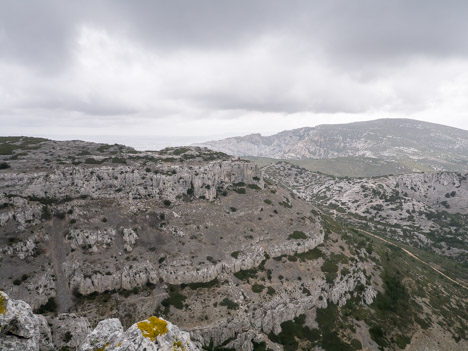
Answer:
top-left (1, 137), bottom-right (467, 350)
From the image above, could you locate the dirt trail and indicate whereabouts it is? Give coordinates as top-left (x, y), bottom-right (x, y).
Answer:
top-left (48, 218), bottom-right (74, 313)
top-left (359, 228), bottom-right (468, 291)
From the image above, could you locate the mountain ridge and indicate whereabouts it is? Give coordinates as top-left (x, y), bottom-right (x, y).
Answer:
top-left (196, 118), bottom-right (468, 174)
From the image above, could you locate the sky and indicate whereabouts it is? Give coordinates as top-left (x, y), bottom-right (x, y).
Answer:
top-left (1, 0), bottom-right (468, 149)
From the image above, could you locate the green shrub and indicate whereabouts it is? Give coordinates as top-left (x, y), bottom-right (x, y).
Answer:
top-left (161, 289), bottom-right (187, 310)
top-left (251, 283), bottom-right (265, 293)
top-left (295, 248), bottom-right (323, 261)
top-left (34, 297), bottom-right (57, 314)
top-left (268, 315), bottom-right (320, 351)
top-left (184, 278), bottom-right (219, 290)
top-left (369, 326), bottom-right (387, 347)
top-left (234, 267), bottom-right (258, 280)
top-left (264, 199), bottom-right (272, 205)
top-left (0, 162), bottom-right (10, 169)
top-left (111, 157), bottom-right (126, 164)
top-left (288, 231), bottom-right (307, 240)
top-left (84, 158), bottom-right (104, 164)
top-left (350, 339), bottom-right (362, 350)
top-left (220, 297), bottom-right (239, 310)
top-left (172, 147), bottom-right (191, 155)
top-left (231, 251), bottom-right (240, 259)
top-left (41, 205), bottom-right (51, 220)
top-left (247, 184), bottom-right (261, 190)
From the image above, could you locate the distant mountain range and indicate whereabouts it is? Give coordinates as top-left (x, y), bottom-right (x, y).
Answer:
top-left (197, 119), bottom-right (468, 175)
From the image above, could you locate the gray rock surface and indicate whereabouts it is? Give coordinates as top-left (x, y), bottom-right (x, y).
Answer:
top-left (1, 290), bottom-right (201, 351)
top-left (0, 291), bottom-right (53, 351)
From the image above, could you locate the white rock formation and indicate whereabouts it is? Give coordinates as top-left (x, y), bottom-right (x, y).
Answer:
top-left (0, 290), bottom-right (200, 351)
top-left (0, 291), bottom-right (53, 351)
top-left (80, 316), bottom-right (200, 351)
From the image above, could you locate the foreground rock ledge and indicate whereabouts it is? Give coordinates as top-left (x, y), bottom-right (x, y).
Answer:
top-left (0, 291), bottom-right (200, 351)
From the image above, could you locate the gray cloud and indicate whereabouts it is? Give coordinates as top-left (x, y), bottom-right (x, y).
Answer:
top-left (1, 0), bottom-right (468, 142)
top-left (3, 1), bottom-right (468, 72)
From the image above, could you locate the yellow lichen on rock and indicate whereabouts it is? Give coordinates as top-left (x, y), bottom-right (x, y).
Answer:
top-left (94, 342), bottom-right (110, 351)
top-left (0, 292), bottom-right (7, 315)
top-left (137, 316), bottom-right (168, 342)
top-left (173, 338), bottom-right (187, 351)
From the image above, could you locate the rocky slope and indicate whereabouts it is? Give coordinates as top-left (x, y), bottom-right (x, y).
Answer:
top-left (197, 118), bottom-right (468, 174)
top-left (266, 162), bottom-right (468, 267)
top-left (0, 137), bottom-right (380, 350)
top-left (1, 137), bottom-right (467, 350)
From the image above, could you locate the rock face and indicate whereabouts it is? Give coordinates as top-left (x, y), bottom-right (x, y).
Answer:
top-left (81, 316), bottom-right (200, 351)
top-left (197, 118), bottom-right (468, 172)
top-left (0, 290), bottom-right (200, 351)
top-left (0, 291), bottom-right (53, 351)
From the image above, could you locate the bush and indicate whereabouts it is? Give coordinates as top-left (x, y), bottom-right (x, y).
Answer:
top-left (231, 251), bottom-right (240, 259)
top-left (35, 297), bottom-right (57, 314)
top-left (220, 297), bottom-right (239, 310)
top-left (84, 158), bottom-right (104, 164)
top-left (184, 278), bottom-right (219, 290)
top-left (247, 184), bottom-right (261, 190)
top-left (111, 157), bottom-right (126, 164)
top-left (369, 326), bottom-right (387, 347)
top-left (295, 248), bottom-right (323, 261)
top-left (163, 200), bottom-right (171, 206)
top-left (251, 283), bottom-right (265, 293)
top-left (0, 162), bottom-right (10, 169)
top-left (264, 199), bottom-right (272, 205)
top-left (279, 201), bottom-right (292, 208)
top-left (234, 267), bottom-right (258, 281)
top-left (350, 339), bottom-right (362, 350)
top-left (234, 188), bottom-right (246, 194)
top-left (161, 289), bottom-right (186, 310)
top-left (41, 205), bottom-right (51, 220)
top-left (288, 231), bottom-right (307, 240)
top-left (268, 315), bottom-right (320, 351)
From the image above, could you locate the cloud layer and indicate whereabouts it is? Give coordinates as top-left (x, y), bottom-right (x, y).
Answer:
top-left (1, 0), bottom-right (468, 145)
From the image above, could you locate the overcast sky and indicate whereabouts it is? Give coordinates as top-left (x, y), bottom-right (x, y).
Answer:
top-left (1, 0), bottom-right (468, 148)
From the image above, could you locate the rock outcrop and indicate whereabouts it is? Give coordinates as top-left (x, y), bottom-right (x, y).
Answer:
top-left (0, 291), bottom-right (53, 351)
top-left (0, 161), bottom-right (262, 206)
top-left (0, 290), bottom-right (200, 351)
top-left (81, 316), bottom-right (200, 351)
